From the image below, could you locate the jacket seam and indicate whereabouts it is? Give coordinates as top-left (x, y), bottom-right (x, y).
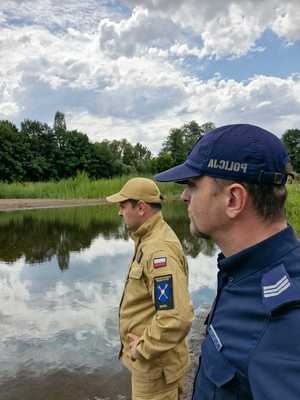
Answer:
top-left (246, 313), bottom-right (271, 376)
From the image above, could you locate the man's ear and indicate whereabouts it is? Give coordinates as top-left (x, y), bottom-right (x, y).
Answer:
top-left (225, 183), bottom-right (248, 218)
top-left (137, 201), bottom-right (146, 216)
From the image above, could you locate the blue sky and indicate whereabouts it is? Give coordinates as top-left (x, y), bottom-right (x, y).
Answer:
top-left (0, 0), bottom-right (299, 153)
top-left (196, 30), bottom-right (300, 81)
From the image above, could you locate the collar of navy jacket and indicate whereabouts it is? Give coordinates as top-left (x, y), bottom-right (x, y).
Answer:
top-left (217, 225), bottom-right (299, 283)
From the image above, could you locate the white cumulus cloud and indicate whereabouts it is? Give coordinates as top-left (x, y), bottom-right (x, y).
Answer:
top-left (123, 0), bottom-right (300, 58)
top-left (0, 0), bottom-right (300, 151)
top-left (98, 6), bottom-right (184, 58)
top-left (272, 3), bottom-right (300, 42)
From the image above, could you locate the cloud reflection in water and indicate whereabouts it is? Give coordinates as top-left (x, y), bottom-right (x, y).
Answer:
top-left (0, 205), bottom-right (217, 385)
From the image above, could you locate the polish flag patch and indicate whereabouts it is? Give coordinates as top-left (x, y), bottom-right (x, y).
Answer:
top-left (153, 257), bottom-right (167, 268)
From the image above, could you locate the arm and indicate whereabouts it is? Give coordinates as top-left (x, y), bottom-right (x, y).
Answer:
top-left (136, 249), bottom-right (194, 360)
top-left (248, 307), bottom-right (300, 400)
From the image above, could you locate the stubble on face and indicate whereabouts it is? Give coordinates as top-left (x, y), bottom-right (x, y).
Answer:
top-left (119, 201), bottom-right (139, 232)
top-left (184, 176), bottom-right (222, 240)
top-left (189, 218), bottom-right (211, 239)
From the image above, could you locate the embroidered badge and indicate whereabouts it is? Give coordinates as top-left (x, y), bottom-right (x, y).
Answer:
top-left (154, 275), bottom-right (174, 311)
top-left (137, 249), bottom-right (143, 263)
top-left (153, 257), bottom-right (167, 268)
top-left (208, 324), bottom-right (223, 352)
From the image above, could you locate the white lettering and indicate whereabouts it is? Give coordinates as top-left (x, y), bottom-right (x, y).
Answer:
top-left (208, 159), bottom-right (248, 173)
top-left (233, 162), bottom-right (240, 172)
top-left (208, 159), bottom-right (214, 168)
top-left (219, 160), bottom-right (226, 169)
top-left (227, 161), bottom-right (234, 171)
top-left (241, 163), bottom-right (247, 173)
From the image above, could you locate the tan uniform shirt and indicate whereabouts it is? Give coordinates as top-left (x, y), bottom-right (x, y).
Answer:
top-left (119, 212), bottom-right (194, 384)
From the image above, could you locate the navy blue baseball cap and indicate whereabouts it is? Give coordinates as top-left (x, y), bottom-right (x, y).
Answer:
top-left (155, 124), bottom-right (290, 185)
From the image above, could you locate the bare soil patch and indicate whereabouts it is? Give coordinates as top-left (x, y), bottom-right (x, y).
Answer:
top-left (0, 199), bottom-right (107, 212)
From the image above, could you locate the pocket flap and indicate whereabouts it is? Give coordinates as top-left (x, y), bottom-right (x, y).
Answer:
top-left (129, 262), bottom-right (143, 279)
top-left (201, 336), bottom-right (237, 388)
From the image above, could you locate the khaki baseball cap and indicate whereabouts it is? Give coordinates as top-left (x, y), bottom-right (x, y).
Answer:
top-left (106, 177), bottom-right (163, 204)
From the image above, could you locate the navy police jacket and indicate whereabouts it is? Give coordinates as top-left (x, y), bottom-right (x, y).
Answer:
top-left (193, 226), bottom-right (300, 400)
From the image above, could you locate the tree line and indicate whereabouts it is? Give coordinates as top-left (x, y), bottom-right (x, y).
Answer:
top-left (0, 111), bottom-right (299, 182)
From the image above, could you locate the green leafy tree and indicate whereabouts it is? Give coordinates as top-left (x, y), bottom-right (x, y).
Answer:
top-left (156, 120), bottom-right (216, 172)
top-left (0, 120), bottom-right (27, 182)
top-left (53, 111), bottom-right (68, 175)
top-left (90, 141), bottom-right (120, 178)
top-left (133, 142), bottom-right (153, 173)
top-left (0, 115), bottom-right (216, 183)
top-left (54, 110), bottom-right (67, 151)
top-left (161, 128), bottom-right (186, 165)
top-left (106, 139), bottom-right (142, 174)
top-left (182, 121), bottom-right (215, 153)
top-left (155, 153), bottom-right (174, 173)
top-left (54, 111), bottom-right (67, 131)
top-left (122, 139), bottom-right (135, 167)
top-left (57, 130), bottom-right (91, 178)
top-left (21, 119), bottom-right (58, 181)
top-left (282, 129), bottom-right (300, 173)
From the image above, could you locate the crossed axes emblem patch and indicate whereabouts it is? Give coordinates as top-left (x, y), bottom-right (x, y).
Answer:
top-left (154, 275), bottom-right (174, 310)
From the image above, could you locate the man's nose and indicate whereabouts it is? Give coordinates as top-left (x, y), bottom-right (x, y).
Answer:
top-left (181, 188), bottom-right (190, 203)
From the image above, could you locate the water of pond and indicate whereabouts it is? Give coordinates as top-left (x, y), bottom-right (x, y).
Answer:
top-left (0, 201), bottom-right (218, 400)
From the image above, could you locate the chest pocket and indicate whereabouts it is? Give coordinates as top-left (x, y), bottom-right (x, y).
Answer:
top-left (129, 261), bottom-right (143, 280)
top-left (194, 336), bottom-right (239, 400)
top-left (127, 262), bottom-right (150, 303)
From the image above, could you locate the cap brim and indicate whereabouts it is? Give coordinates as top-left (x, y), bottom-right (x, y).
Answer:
top-left (106, 192), bottom-right (129, 203)
top-left (155, 162), bottom-right (202, 183)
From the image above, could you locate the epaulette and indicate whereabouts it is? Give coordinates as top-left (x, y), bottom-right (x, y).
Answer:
top-left (261, 264), bottom-right (300, 313)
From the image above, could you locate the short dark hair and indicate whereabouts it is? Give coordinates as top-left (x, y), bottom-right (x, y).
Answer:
top-left (128, 199), bottom-right (162, 211)
top-left (127, 199), bottom-right (139, 208)
top-left (147, 202), bottom-right (162, 210)
top-left (243, 182), bottom-right (287, 221)
top-left (214, 179), bottom-right (287, 221)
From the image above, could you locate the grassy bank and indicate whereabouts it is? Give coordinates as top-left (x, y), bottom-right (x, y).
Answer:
top-left (0, 180), bottom-right (299, 237)
top-left (0, 173), bottom-right (181, 200)
top-left (0, 174), bottom-right (299, 230)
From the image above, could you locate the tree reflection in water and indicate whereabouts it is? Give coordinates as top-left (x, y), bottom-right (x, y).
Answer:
top-left (0, 202), bottom-right (217, 400)
top-left (0, 201), bottom-right (216, 270)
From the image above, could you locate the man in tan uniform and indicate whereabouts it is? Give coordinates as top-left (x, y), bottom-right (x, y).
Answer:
top-left (106, 177), bottom-right (194, 400)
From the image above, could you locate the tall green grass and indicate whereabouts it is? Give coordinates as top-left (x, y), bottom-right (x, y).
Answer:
top-left (0, 175), bottom-right (299, 232)
top-left (0, 173), bottom-right (182, 199)
top-left (286, 183), bottom-right (300, 233)
top-left (0, 183), bottom-right (299, 237)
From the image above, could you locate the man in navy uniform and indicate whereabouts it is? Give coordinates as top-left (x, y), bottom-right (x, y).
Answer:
top-left (155, 124), bottom-right (300, 399)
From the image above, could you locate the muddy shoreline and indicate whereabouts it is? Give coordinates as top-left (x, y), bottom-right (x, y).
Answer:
top-left (0, 198), bottom-right (107, 212)
top-left (0, 197), bottom-right (180, 212)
